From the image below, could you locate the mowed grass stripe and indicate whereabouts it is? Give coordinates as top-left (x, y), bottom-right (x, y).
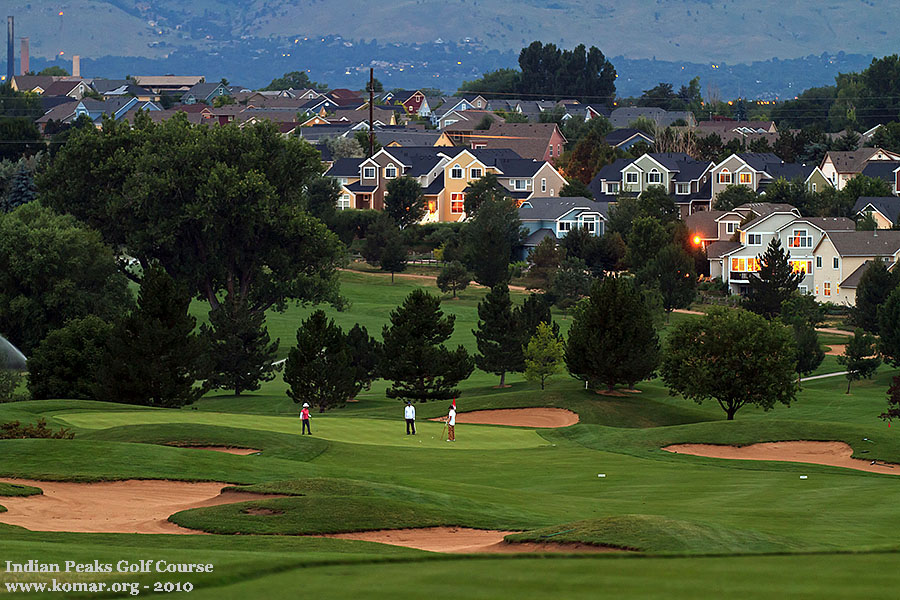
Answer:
top-left (56, 410), bottom-right (547, 450)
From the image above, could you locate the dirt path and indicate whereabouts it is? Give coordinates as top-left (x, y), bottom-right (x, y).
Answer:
top-left (168, 446), bottom-right (261, 455)
top-left (428, 408), bottom-right (579, 428)
top-left (816, 327), bottom-right (853, 337)
top-left (318, 527), bottom-right (622, 554)
top-left (0, 478), bottom-right (282, 534)
top-left (672, 308), bottom-right (706, 316)
top-left (341, 268), bottom-right (529, 292)
top-left (663, 441), bottom-right (900, 475)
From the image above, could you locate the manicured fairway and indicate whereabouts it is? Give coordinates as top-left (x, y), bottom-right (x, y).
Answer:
top-left (56, 410), bottom-right (548, 450)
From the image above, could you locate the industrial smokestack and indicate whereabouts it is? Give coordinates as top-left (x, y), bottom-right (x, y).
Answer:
top-left (72, 55), bottom-right (80, 78)
top-left (20, 37), bottom-right (28, 75)
top-left (6, 16), bottom-right (13, 83)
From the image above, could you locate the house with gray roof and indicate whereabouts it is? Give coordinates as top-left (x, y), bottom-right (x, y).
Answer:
top-left (853, 196), bottom-right (900, 228)
top-left (710, 152), bottom-right (831, 199)
top-left (859, 162), bottom-right (900, 196)
top-left (518, 197), bottom-right (610, 259)
top-left (820, 147), bottom-right (900, 191)
top-left (182, 82), bottom-right (231, 105)
top-left (813, 230), bottom-right (900, 305)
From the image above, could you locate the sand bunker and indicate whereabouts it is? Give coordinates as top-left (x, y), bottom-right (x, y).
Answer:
top-left (169, 446), bottom-right (261, 455)
top-left (663, 441), bottom-right (900, 475)
top-left (825, 344), bottom-right (846, 356)
top-left (319, 527), bottom-right (620, 554)
top-left (429, 408), bottom-right (578, 428)
top-left (0, 478), bottom-right (282, 534)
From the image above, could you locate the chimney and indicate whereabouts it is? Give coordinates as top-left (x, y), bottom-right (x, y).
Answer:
top-left (72, 55), bottom-right (80, 78)
top-left (6, 16), bottom-right (13, 83)
top-left (19, 36), bottom-right (27, 75)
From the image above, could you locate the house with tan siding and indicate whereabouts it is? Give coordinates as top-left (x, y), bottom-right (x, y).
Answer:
top-left (812, 230), bottom-right (900, 305)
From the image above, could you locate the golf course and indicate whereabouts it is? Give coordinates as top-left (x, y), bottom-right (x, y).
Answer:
top-left (2, 270), bottom-right (899, 599)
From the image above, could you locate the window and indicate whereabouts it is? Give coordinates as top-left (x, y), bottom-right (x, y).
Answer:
top-left (625, 172), bottom-right (639, 185)
top-left (559, 221), bottom-right (572, 233)
top-left (739, 172), bottom-right (752, 185)
top-left (718, 169), bottom-right (732, 184)
top-left (338, 194), bottom-right (351, 210)
top-left (513, 179), bottom-right (528, 190)
top-left (726, 222), bottom-right (736, 234)
top-left (833, 257), bottom-right (839, 269)
top-left (582, 217), bottom-right (596, 233)
top-left (541, 178), bottom-right (546, 193)
top-left (788, 229), bottom-right (812, 248)
top-left (647, 169), bottom-right (662, 184)
top-left (470, 168), bottom-right (483, 179)
top-left (557, 144), bottom-right (561, 156)
top-left (790, 260), bottom-right (813, 274)
top-left (450, 193), bottom-right (464, 214)
top-left (363, 166), bottom-right (376, 179)
top-left (748, 233), bottom-right (762, 245)
top-left (450, 164), bottom-right (463, 179)
top-left (824, 282), bottom-right (831, 296)
top-left (676, 182), bottom-right (690, 195)
top-left (549, 145), bottom-right (553, 158)
top-left (549, 188), bottom-right (555, 197)
top-left (812, 182), bottom-right (817, 192)
top-left (731, 258), bottom-right (760, 272)
top-left (816, 256), bottom-right (822, 268)
top-left (385, 164), bottom-right (397, 179)
top-left (427, 200), bottom-right (437, 214)
top-left (799, 285), bottom-right (808, 295)
top-left (607, 182), bottom-right (620, 194)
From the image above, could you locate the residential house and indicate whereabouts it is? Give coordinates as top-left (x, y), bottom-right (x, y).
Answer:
top-left (377, 130), bottom-right (454, 147)
top-left (327, 88), bottom-right (364, 106)
top-left (41, 79), bottom-right (90, 100)
top-left (684, 209), bottom-right (729, 250)
top-left (582, 104), bottom-right (612, 121)
top-left (10, 75), bottom-right (57, 94)
top-left (382, 90), bottom-right (426, 114)
top-left (813, 230), bottom-right (900, 305)
top-left (91, 79), bottom-right (159, 101)
top-left (441, 110), bottom-right (506, 142)
top-left (859, 161), bottom-right (900, 196)
top-left (132, 76), bottom-right (204, 94)
top-left (710, 152), bottom-right (830, 199)
top-left (518, 197), bottom-right (610, 259)
top-left (72, 97), bottom-right (162, 125)
top-left (182, 82), bottom-right (231, 105)
top-left (608, 107), bottom-right (697, 129)
top-left (603, 128), bottom-right (654, 150)
top-left (465, 122), bottom-right (567, 162)
top-left (819, 147), bottom-right (900, 190)
top-left (853, 197), bottom-right (900, 229)
top-left (429, 95), bottom-right (488, 126)
top-left (695, 120), bottom-right (777, 135)
top-left (589, 153), bottom-right (714, 217)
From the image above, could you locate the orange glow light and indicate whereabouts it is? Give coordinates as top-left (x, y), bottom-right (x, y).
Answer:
top-left (692, 235), bottom-right (702, 246)
top-left (59, 11), bottom-right (64, 15)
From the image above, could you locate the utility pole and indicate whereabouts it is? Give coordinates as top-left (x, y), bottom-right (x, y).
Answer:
top-left (368, 67), bottom-right (375, 158)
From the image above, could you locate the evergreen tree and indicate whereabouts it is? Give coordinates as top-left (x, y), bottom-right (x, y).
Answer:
top-left (284, 310), bottom-right (357, 412)
top-left (838, 329), bottom-right (881, 394)
top-left (547, 258), bottom-right (592, 308)
top-left (793, 322), bottom-right (825, 389)
top-left (384, 176), bottom-right (425, 228)
top-left (877, 286), bottom-right (900, 367)
top-left (305, 176), bottom-right (340, 224)
top-left (559, 179), bottom-right (594, 200)
top-left (474, 285), bottom-right (522, 387)
top-left (516, 293), bottom-right (558, 344)
top-left (380, 289), bottom-right (474, 402)
top-left (565, 277), bottom-right (660, 391)
top-left (362, 213), bottom-right (400, 266)
top-left (853, 259), bottom-right (898, 334)
top-left (95, 265), bottom-right (204, 408)
top-left (1, 166), bottom-right (36, 212)
top-left (527, 236), bottom-right (563, 291)
top-left (524, 323), bottom-right (564, 390)
top-left (463, 173), bottom-right (508, 217)
top-left (646, 243), bottom-right (697, 315)
top-left (464, 197), bottom-right (523, 288)
top-left (379, 234), bottom-right (408, 283)
top-left (346, 324), bottom-right (381, 400)
top-left (200, 300), bottom-right (279, 396)
top-left (436, 260), bottom-right (470, 298)
top-left (746, 238), bottom-right (803, 320)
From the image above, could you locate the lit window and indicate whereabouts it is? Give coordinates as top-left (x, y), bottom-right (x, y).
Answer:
top-left (363, 166), bottom-right (376, 179)
top-left (541, 178), bottom-right (546, 193)
top-left (451, 192), bottom-right (464, 214)
top-left (385, 164), bottom-right (397, 179)
top-left (718, 170), bottom-right (732, 184)
top-left (625, 172), bottom-right (639, 185)
top-left (470, 168), bottom-right (482, 179)
top-left (788, 229), bottom-right (811, 248)
top-left (739, 172), bottom-right (752, 185)
top-left (647, 169), bottom-right (662, 184)
top-left (450, 165), bottom-right (463, 179)
top-left (790, 260), bottom-right (813, 274)
top-left (427, 200), bottom-right (437, 214)
top-left (824, 282), bottom-right (831, 296)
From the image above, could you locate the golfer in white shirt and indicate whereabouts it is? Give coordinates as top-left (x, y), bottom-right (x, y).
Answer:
top-left (446, 405), bottom-right (456, 442)
top-left (404, 401), bottom-right (416, 435)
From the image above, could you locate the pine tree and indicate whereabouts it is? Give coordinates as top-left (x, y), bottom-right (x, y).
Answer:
top-left (746, 238), bottom-right (803, 320)
top-left (379, 234), bottom-right (408, 283)
top-left (464, 197), bottom-right (522, 288)
top-left (793, 322), bottom-right (824, 389)
top-left (878, 286), bottom-right (900, 367)
top-left (346, 324), bottom-right (381, 400)
top-left (854, 259), bottom-right (899, 334)
top-left (838, 329), bottom-right (881, 394)
top-left (566, 277), bottom-right (660, 391)
top-left (516, 293), bottom-right (558, 348)
top-left (95, 265), bottom-right (204, 408)
top-left (380, 289), bottom-right (474, 402)
top-left (473, 284), bottom-right (522, 387)
top-left (200, 300), bottom-right (279, 396)
top-left (436, 260), bottom-right (471, 298)
top-left (526, 236), bottom-right (563, 291)
top-left (284, 310), bottom-right (357, 412)
top-left (1, 166), bottom-right (36, 213)
top-left (646, 243), bottom-right (697, 315)
top-left (524, 322), bottom-right (564, 390)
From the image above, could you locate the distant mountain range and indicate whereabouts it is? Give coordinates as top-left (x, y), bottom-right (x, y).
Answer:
top-left (1, 1), bottom-right (892, 98)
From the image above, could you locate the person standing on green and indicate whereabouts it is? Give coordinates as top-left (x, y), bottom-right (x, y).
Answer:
top-left (300, 402), bottom-right (312, 435)
top-left (404, 401), bottom-right (416, 435)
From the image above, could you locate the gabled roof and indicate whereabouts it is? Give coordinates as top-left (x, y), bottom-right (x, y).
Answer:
top-left (518, 197), bottom-right (609, 221)
top-left (803, 217), bottom-right (855, 232)
top-left (841, 260), bottom-right (897, 289)
top-left (346, 182), bottom-right (376, 193)
top-left (326, 158), bottom-right (364, 178)
top-left (733, 152), bottom-right (783, 172)
top-left (12, 75), bottom-right (57, 92)
top-left (764, 162), bottom-right (815, 181)
top-left (377, 146), bottom-right (449, 176)
top-left (42, 80), bottom-right (85, 97)
top-left (738, 202), bottom-right (801, 229)
top-left (685, 209), bottom-right (728, 239)
top-left (464, 122), bottom-right (563, 161)
top-left (604, 128), bottom-right (653, 146)
top-left (859, 161), bottom-right (900, 184)
top-left (853, 196), bottom-right (900, 225)
top-left (823, 148), bottom-right (885, 174)
top-left (185, 82), bottom-right (228, 99)
top-left (706, 241), bottom-right (743, 258)
top-left (523, 228), bottom-right (559, 246)
top-left (35, 100), bottom-right (79, 124)
top-left (825, 230), bottom-right (900, 257)
top-left (423, 172), bottom-right (445, 195)
top-left (377, 131), bottom-right (443, 147)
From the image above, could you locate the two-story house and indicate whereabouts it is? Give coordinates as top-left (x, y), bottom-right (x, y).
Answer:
top-left (710, 153), bottom-right (831, 200)
top-left (858, 162), bottom-right (900, 196)
top-left (182, 82), bottom-right (231, 105)
top-left (464, 123), bottom-right (567, 162)
top-left (813, 230), bottom-right (900, 305)
top-left (819, 148), bottom-right (900, 190)
top-left (518, 197), bottom-right (610, 259)
top-left (853, 196), bottom-right (900, 229)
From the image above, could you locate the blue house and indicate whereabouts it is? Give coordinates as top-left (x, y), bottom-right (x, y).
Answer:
top-left (517, 197), bottom-right (610, 260)
top-left (182, 82), bottom-right (231, 105)
top-left (74, 98), bottom-right (161, 124)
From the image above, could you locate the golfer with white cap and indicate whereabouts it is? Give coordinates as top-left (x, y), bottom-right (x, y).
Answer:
top-left (300, 402), bottom-right (312, 435)
top-left (404, 401), bottom-right (416, 435)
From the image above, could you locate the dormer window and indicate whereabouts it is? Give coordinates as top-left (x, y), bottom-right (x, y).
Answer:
top-left (470, 168), bottom-right (483, 179)
top-left (450, 164), bottom-right (463, 179)
top-left (607, 182), bottom-right (620, 194)
top-left (625, 172), bottom-right (639, 185)
top-left (647, 169), bottom-right (662, 184)
top-left (676, 182), bottom-right (690, 195)
top-left (385, 164), bottom-right (397, 179)
top-left (363, 166), bottom-right (376, 179)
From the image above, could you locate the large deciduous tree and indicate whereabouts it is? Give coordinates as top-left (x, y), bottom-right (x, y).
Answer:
top-left (792, 322), bottom-right (825, 389)
top-left (463, 173), bottom-right (509, 217)
top-left (0, 202), bottom-right (131, 354)
top-left (380, 289), bottom-right (474, 402)
top-left (565, 277), bottom-right (660, 391)
top-left (95, 265), bottom-right (205, 408)
top-left (524, 322), bottom-right (564, 390)
top-left (878, 286), bottom-right (900, 367)
top-left (746, 238), bottom-right (802, 320)
top-left (644, 243), bottom-right (697, 315)
top-left (38, 116), bottom-right (346, 319)
top-left (384, 176), bottom-right (426, 228)
top-left (27, 316), bottom-right (113, 400)
top-left (713, 185), bottom-right (758, 211)
top-left (473, 285), bottom-right (522, 387)
top-left (661, 308), bottom-right (797, 420)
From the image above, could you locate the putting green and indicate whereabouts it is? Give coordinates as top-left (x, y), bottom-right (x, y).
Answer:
top-left (57, 410), bottom-right (547, 450)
